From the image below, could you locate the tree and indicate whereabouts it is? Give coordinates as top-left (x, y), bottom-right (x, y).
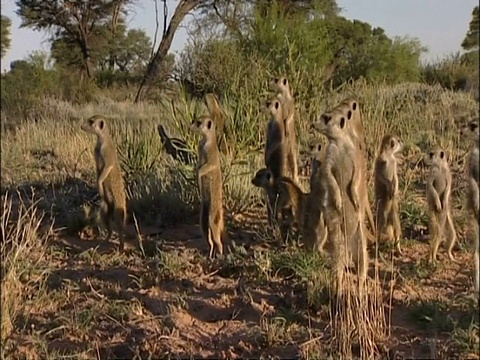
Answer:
top-left (1, 15), bottom-right (12, 59)
top-left (134, 0), bottom-right (208, 103)
top-left (16, 0), bottom-right (131, 78)
top-left (462, 6), bottom-right (479, 50)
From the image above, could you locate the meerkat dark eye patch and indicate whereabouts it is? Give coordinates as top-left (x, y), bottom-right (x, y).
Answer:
top-left (98, 120), bottom-right (104, 130)
top-left (352, 102), bottom-right (357, 111)
top-left (207, 120), bottom-right (212, 129)
top-left (282, 78), bottom-right (287, 86)
top-left (340, 117), bottom-right (345, 128)
top-left (274, 101), bottom-right (279, 110)
top-left (322, 114), bottom-right (331, 124)
top-left (317, 144), bottom-right (322, 151)
top-left (390, 139), bottom-right (396, 148)
top-left (440, 151), bottom-right (445, 159)
top-left (347, 110), bottom-right (352, 120)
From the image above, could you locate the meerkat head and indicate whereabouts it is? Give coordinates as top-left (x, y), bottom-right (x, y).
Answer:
top-left (251, 168), bottom-right (274, 188)
top-left (265, 98), bottom-right (283, 118)
top-left (381, 134), bottom-right (403, 155)
top-left (313, 109), bottom-right (347, 140)
top-left (424, 146), bottom-right (448, 166)
top-left (270, 76), bottom-right (289, 93)
top-left (308, 139), bottom-right (326, 159)
top-left (341, 97), bottom-right (359, 115)
top-left (460, 118), bottom-right (479, 142)
top-left (190, 115), bottom-right (215, 137)
top-left (81, 115), bottom-right (109, 136)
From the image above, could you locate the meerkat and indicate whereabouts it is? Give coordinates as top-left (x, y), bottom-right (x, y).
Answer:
top-left (374, 134), bottom-right (404, 255)
top-left (270, 76), bottom-right (299, 184)
top-left (157, 124), bottom-right (194, 164)
top-left (252, 168), bottom-right (306, 242)
top-left (190, 115), bottom-right (226, 259)
top-left (302, 139), bottom-right (329, 253)
top-left (204, 93), bottom-right (230, 154)
top-left (313, 108), bottom-right (368, 288)
top-left (336, 98), bottom-right (377, 242)
top-left (460, 119), bottom-right (479, 293)
top-left (425, 147), bottom-right (458, 264)
top-left (81, 115), bottom-right (128, 250)
top-left (264, 97), bottom-right (288, 225)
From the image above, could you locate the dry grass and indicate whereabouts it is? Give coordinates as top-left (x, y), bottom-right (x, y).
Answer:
top-left (1, 81), bottom-right (479, 359)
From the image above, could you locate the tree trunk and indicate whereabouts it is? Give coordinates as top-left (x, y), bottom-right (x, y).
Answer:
top-left (134, 0), bottom-right (200, 103)
top-left (78, 37), bottom-right (94, 78)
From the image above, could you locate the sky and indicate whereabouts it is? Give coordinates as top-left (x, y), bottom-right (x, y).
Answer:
top-left (1, 0), bottom-right (477, 72)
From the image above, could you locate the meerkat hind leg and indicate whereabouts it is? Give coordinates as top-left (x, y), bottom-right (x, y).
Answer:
top-left (392, 205), bottom-right (403, 256)
top-left (100, 201), bottom-right (113, 243)
top-left (200, 205), bottom-right (214, 258)
top-left (428, 213), bottom-right (441, 264)
top-left (210, 212), bottom-right (224, 257)
top-left (444, 212), bottom-right (459, 264)
top-left (113, 207), bottom-right (126, 251)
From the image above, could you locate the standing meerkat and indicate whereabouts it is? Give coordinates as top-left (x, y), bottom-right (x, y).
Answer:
top-left (460, 119), bottom-right (479, 293)
top-left (252, 168), bottom-right (306, 243)
top-left (264, 98), bottom-right (289, 226)
top-left (191, 115), bottom-right (226, 259)
top-left (374, 134), bottom-right (404, 255)
top-left (270, 76), bottom-right (299, 184)
top-left (336, 98), bottom-right (377, 242)
top-left (204, 93), bottom-right (230, 154)
top-left (313, 108), bottom-right (368, 288)
top-left (302, 139), bottom-right (328, 253)
top-left (81, 115), bottom-right (128, 250)
top-left (425, 146), bottom-right (458, 264)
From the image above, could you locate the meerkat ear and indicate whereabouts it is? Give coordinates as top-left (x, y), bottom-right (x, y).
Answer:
top-left (429, 151), bottom-right (434, 158)
top-left (98, 120), bottom-right (104, 130)
top-left (340, 117), bottom-right (345, 129)
top-left (322, 114), bottom-right (331, 124)
top-left (352, 101), bottom-right (357, 111)
top-left (470, 121), bottom-right (478, 131)
top-left (347, 110), bottom-right (352, 120)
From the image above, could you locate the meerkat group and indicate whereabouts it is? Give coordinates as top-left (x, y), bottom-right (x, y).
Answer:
top-left (81, 79), bottom-right (479, 293)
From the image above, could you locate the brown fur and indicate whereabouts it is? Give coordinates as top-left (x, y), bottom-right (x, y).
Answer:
top-left (252, 168), bottom-right (306, 243)
top-left (313, 108), bottom-right (368, 291)
top-left (191, 115), bottom-right (225, 259)
top-left (425, 146), bottom-right (458, 264)
top-left (336, 98), bottom-right (377, 243)
top-left (270, 76), bottom-right (299, 184)
top-left (460, 119), bottom-right (479, 293)
top-left (204, 93), bottom-right (230, 154)
top-left (374, 134), bottom-right (403, 255)
top-left (81, 115), bottom-right (128, 250)
top-left (264, 98), bottom-right (289, 226)
top-left (302, 139), bottom-right (329, 253)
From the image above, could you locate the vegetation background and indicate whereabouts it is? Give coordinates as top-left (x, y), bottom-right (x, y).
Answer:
top-left (1, 1), bottom-right (479, 359)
